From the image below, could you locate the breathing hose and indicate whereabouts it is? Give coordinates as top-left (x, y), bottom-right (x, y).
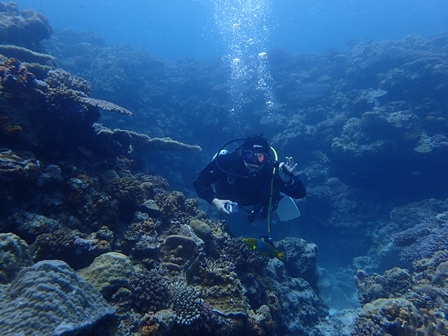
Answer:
top-left (267, 146), bottom-right (278, 240)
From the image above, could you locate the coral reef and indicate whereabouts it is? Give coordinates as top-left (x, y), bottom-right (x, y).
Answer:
top-left (0, 260), bottom-right (116, 335)
top-left (3, 3), bottom-right (448, 334)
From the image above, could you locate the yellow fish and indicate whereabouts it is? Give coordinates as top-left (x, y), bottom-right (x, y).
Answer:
top-left (243, 238), bottom-right (284, 259)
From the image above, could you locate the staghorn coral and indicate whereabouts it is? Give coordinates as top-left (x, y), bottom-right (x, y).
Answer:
top-left (0, 232), bottom-right (33, 283)
top-left (31, 228), bottom-right (79, 261)
top-left (187, 257), bottom-right (237, 288)
top-left (0, 260), bottom-right (115, 335)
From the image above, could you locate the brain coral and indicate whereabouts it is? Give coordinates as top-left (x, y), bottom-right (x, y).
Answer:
top-left (0, 260), bottom-right (116, 335)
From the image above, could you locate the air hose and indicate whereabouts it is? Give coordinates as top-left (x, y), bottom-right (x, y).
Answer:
top-left (266, 146), bottom-right (278, 240)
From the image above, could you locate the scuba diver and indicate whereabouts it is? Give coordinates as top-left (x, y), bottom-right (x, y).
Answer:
top-left (193, 135), bottom-right (306, 230)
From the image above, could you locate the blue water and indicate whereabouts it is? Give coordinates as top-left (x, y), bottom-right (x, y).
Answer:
top-left (12, 0), bottom-right (448, 60)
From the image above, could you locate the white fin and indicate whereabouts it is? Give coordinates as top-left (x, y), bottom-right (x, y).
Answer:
top-left (276, 195), bottom-right (301, 221)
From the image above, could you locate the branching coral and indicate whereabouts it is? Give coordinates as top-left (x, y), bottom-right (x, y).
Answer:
top-left (155, 191), bottom-right (187, 220)
top-left (170, 280), bottom-right (204, 326)
top-left (222, 236), bottom-right (269, 272)
top-left (126, 268), bottom-right (170, 314)
top-left (102, 174), bottom-right (149, 209)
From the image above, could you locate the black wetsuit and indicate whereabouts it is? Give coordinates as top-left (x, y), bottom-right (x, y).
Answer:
top-left (193, 152), bottom-right (306, 220)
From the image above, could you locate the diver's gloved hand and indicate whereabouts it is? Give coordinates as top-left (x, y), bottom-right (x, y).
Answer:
top-left (279, 157), bottom-right (300, 184)
top-left (212, 198), bottom-right (231, 214)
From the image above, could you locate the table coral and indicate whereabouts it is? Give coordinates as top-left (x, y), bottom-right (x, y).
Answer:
top-left (0, 44), bottom-right (54, 65)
